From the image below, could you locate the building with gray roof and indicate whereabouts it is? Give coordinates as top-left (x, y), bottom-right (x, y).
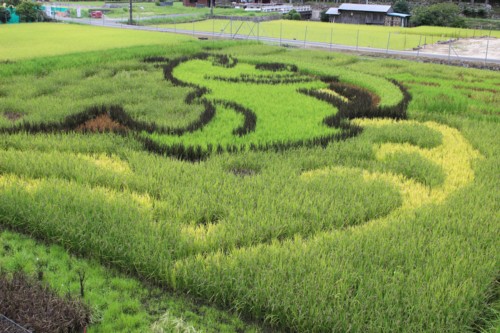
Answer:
top-left (325, 3), bottom-right (410, 26)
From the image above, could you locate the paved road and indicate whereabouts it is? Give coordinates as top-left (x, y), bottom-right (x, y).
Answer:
top-left (55, 17), bottom-right (500, 65)
top-left (104, 13), bottom-right (200, 22)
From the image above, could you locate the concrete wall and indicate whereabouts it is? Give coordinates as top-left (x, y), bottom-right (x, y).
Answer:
top-left (311, 9), bottom-right (321, 21)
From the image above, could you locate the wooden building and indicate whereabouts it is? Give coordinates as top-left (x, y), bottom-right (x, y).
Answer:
top-left (337, 4), bottom-right (392, 25)
top-left (325, 7), bottom-right (340, 23)
top-left (183, 0), bottom-right (211, 8)
top-left (385, 13), bottom-right (411, 27)
top-left (326, 4), bottom-right (402, 26)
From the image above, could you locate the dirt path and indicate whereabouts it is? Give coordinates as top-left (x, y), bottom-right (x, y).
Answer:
top-left (420, 37), bottom-right (499, 61)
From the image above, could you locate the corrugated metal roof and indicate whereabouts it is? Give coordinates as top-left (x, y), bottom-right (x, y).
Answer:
top-left (387, 12), bottom-right (411, 17)
top-left (325, 8), bottom-right (339, 15)
top-left (338, 4), bottom-right (392, 13)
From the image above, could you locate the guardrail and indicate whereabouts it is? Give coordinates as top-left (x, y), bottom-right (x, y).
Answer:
top-left (212, 15), bottom-right (281, 21)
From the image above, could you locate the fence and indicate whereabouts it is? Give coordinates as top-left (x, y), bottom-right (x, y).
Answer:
top-left (158, 19), bottom-right (498, 64)
top-left (54, 15), bottom-right (500, 64)
top-left (212, 15), bottom-right (281, 22)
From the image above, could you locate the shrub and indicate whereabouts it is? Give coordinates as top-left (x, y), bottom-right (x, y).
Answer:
top-left (16, 1), bottom-right (43, 22)
top-left (393, 0), bottom-right (410, 14)
top-left (411, 3), bottom-right (465, 28)
top-left (0, 7), bottom-right (11, 23)
top-left (462, 5), bottom-right (490, 18)
top-left (320, 9), bottom-right (329, 22)
top-left (4, 0), bottom-right (20, 6)
top-left (283, 9), bottom-right (301, 21)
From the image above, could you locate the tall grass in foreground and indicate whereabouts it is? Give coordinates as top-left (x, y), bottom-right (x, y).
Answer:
top-left (0, 230), bottom-right (260, 332)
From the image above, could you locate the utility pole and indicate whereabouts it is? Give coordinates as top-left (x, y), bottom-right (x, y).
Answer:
top-left (129, 0), bottom-right (133, 24)
top-left (210, 0), bottom-right (213, 17)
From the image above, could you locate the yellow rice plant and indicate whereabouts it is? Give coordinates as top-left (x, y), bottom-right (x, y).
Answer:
top-left (78, 153), bottom-right (132, 175)
top-left (302, 119), bottom-right (482, 227)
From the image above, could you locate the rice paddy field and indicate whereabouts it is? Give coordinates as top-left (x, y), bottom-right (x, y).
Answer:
top-left (0, 23), bottom-right (499, 332)
top-left (160, 19), bottom-right (500, 50)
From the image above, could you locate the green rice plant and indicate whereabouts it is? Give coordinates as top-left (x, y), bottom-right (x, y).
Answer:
top-left (140, 53), bottom-right (407, 159)
top-left (0, 23), bottom-right (195, 62)
top-left (1, 49), bottom-right (407, 161)
top-left (363, 122), bottom-right (443, 148)
top-left (0, 61), bottom-right (204, 130)
top-left (377, 150), bottom-right (446, 187)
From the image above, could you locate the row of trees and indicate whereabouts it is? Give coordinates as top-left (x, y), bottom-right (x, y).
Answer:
top-left (392, 0), bottom-right (493, 27)
top-left (1, 1), bottom-right (49, 23)
top-left (411, 3), bottom-right (466, 27)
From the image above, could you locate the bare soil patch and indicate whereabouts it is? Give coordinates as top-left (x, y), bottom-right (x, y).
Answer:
top-left (76, 114), bottom-right (127, 132)
top-left (3, 111), bottom-right (24, 122)
top-left (230, 168), bottom-right (258, 177)
top-left (0, 272), bottom-right (90, 333)
top-left (403, 81), bottom-right (440, 87)
top-left (453, 85), bottom-right (499, 94)
top-left (420, 37), bottom-right (500, 61)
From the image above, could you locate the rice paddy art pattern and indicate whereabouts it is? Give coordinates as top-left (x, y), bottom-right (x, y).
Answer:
top-left (0, 54), bottom-right (481, 251)
top-left (142, 54), bottom-right (410, 160)
top-left (0, 42), bottom-right (496, 333)
top-left (1, 53), bottom-right (409, 161)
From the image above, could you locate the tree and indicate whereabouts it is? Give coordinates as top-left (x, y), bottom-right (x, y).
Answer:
top-left (16, 1), bottom-right (42, 22)
top-left (0, 7), bottom-right (11, 23)
top-left (5, 0), bottom-right (21, 7)
top-left (411, 3), bottom-right (465, 27)
top-left (320, 10), bottom-right (329, 22)
top-left (283, 9), bottom-right (301, 20)
top-left (393, 0), bottom-right (410, 14)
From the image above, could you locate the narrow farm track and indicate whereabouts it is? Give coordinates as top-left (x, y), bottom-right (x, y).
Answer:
top-left (54, 17), bottom-right (500, 65)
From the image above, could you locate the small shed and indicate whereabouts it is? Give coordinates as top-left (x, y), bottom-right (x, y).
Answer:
top-left (337, 4), bottom-right (393, 25)
top-left (385, 12), bottom-right (411, 27)
top-left (325, 7), bottom-right (340, 23)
